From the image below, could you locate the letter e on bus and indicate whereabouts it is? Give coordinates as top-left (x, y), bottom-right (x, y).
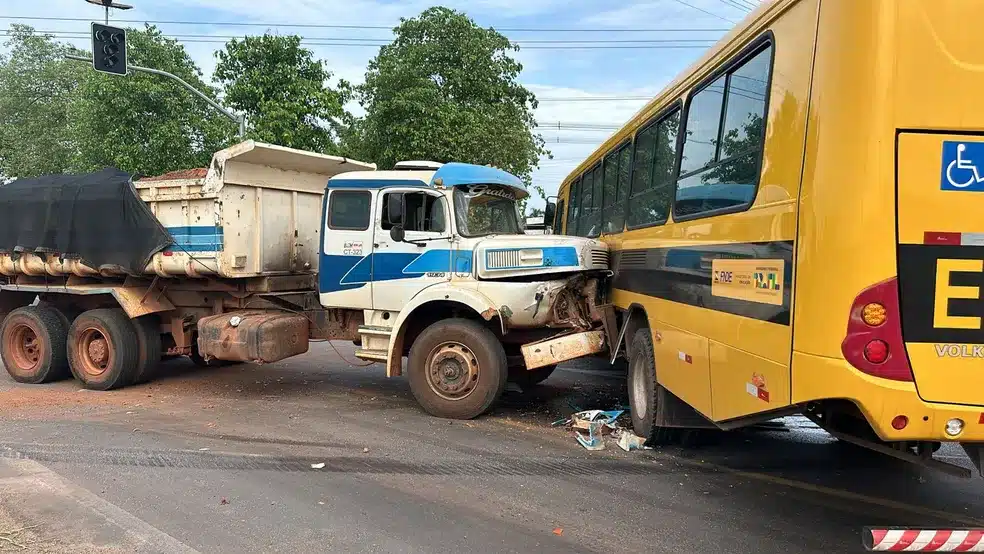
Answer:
top-left (934, 258), bottom-right (984, 329)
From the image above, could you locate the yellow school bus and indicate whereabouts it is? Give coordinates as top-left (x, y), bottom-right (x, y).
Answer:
top-left (554, 0), bottom-right (984, 477)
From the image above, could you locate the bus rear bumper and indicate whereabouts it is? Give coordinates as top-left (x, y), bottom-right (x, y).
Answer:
top-left (793, 351), bottom-right (984, 443)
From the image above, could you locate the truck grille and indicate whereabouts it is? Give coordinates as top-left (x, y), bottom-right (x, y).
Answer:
top-left (486, 250), bottom-right (523, 269)
top-left (590, 249), bottom-right (609, 269)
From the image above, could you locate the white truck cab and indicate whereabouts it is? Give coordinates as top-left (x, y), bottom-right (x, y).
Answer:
top-left (320, 162), bottom-right (611, 418)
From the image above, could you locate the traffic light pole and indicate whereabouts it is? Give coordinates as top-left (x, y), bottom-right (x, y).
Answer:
top-left (66, 54), bottom-right (246, 138)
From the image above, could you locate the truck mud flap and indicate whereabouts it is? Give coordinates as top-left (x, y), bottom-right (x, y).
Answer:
top-left (520, 329), bottom-right (605, 370)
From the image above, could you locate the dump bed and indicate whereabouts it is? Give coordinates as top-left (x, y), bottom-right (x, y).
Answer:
top-left (0, 141), bottom-right (375, 279)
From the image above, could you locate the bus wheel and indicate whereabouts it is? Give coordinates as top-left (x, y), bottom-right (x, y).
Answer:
top-left (628, 328), bottom-right (675, 444)
top-left (68, 309), bottom-right (139, 391)
top-left (408, 318), bottom-right (508, 419)
top-left (128, 315), bottom-right (163, 385)
top-left (0, 305), bottom-right (70, 383)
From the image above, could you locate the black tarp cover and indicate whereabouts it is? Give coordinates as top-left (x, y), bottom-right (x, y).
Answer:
top-left (0, 168), bottom-right (174, 274)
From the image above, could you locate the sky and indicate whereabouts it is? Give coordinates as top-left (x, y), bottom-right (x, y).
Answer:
top-left (0, 0), bottom-right (765, 208)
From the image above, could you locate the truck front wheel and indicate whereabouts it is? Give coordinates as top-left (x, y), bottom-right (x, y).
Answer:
top-left (68, 309), bottom-right (140, 391)
top-left (407, 318), bottom-right (508, 419)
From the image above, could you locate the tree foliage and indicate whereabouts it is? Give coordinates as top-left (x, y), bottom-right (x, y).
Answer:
top-left (0, 25), bottom-right (82, 178)
top-left (214, 34), bottom-right (346, 153)
top-left (348, 7), bottom-right (548, 181)
top-left (70, 26), bottom-right (234, 176)
top-left (0, 25), bottom-right (235, 179)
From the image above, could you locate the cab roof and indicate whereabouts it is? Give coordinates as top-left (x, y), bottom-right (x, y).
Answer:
top-left (328, 161), bottom-right (528, 199)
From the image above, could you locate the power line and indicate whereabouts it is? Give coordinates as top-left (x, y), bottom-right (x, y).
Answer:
top-left (0, 32), bottom-right (718, 50)
top-left (669, 0), bottom-right (737, 24)
top-left (0, 16), bottom-right (732, 34)
top-left (6, 29), bottom-right (719, 45)
top-left (714, 0), bottom-right (752, 12)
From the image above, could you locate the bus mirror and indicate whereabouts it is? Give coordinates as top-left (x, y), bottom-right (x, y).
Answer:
top-left (387, 193), bottom-right (405, 225)
top-left (544, 201), bottom-right (557, 229)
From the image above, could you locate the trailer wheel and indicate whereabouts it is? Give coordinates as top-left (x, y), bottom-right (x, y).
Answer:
top-left (628, 328), bottom-right (675, 445)
top-left (128, 315), bottom-right (162, 385)
top-left (408, 318), bottom-right (507, 419)
top-left (0, 305), bottom-right (70, 383)
top-left (68, 309), bottom-right (139, 391)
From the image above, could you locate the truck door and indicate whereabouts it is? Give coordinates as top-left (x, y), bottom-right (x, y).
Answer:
top-left (319, 188), bottom-right (374, 309)
top-left (372, 189), bottom-right (452, 312)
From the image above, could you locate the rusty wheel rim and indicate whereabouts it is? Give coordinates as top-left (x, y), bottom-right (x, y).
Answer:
top-left (425, 341), bottom-right (480, 401)
top-left (76, 327), bottom-right (112, 378)
top-left (5, 322), bottom-right (43, 375)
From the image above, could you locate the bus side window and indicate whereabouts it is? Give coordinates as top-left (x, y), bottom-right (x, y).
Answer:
top-left (674, 44), bottom-right (773, 219)
top-left (626, 109), bottom-right (680, 228)
top-left (599, 143), bottom-right (632, 234)
top-left (555, 198), bottom-right (565, 232)
top-left (567, 177), bottom-right (581, 235)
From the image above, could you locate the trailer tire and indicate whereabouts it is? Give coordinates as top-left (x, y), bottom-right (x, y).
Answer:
top-left (68, 309), bottom-right (139, 391)
top-left (628, 328), bottom-right (675, 445)
top-left (408, 318), bottom-right (508, 420)
top-left (128, 315), bottom-right (162, 385)
top-left (0, 306), bottom-right (70, 384)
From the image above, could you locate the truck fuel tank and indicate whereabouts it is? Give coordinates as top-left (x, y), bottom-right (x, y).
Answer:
top-left (197, 311), bottom-right (309, 364)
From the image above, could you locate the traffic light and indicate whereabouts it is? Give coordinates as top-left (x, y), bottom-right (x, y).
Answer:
top-left (91, 23), bottom-right (127, 76)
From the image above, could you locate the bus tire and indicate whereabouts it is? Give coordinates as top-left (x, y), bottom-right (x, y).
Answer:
top-left (628, 328), bottom-right (675, 445)
top-left (128, 315), bottom-right (162, 385)
top-left (68, 309), bottom-right (139, 391)
top-left (408, 318), bottom-right (508, 420)
top-left (0, 305), bottom-right (71, 384)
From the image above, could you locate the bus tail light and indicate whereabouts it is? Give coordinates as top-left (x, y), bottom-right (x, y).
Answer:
top-left (841, 277), bottom-right (914, 382)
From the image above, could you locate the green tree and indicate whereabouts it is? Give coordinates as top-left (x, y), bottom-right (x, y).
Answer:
top-left (348, 7), bottom-right (549, 181)
top-left (214, 34), bottom-right (346, 153)
top-left (702, 113), bottom-right (764, 184)
top-left (0, 25), bottom-right (235, 178)
top-left (69, 25), bottom-right (235, 176)
top-left (0, 25), bottom-right (82, 178)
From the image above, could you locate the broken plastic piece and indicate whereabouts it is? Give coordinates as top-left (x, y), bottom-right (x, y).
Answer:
top-left (616, 430), bottom-right (648, 451)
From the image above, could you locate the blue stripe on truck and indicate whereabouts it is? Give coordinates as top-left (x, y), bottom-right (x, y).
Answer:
top-left (165, 226), bottom-right (224, 252)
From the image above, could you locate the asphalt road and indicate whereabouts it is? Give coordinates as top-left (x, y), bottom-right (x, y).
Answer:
top-left (0, 343), bottom-right (982, 553)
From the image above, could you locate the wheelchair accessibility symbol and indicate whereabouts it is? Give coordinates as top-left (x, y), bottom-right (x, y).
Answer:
top-left (942, 141), bottom-right (984, 191)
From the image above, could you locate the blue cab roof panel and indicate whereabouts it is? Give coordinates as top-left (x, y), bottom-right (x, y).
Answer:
top-left (430, 163), bottom-right (529, 199)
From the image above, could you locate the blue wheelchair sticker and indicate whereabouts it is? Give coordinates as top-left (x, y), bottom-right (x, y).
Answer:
top-left (941, 141), bottom-right (984, 191)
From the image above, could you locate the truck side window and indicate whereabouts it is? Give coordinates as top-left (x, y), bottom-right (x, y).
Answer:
top-left (382, 192), bottom-right (446, 233)
top-left (328, 190), bottom-right (371, 231)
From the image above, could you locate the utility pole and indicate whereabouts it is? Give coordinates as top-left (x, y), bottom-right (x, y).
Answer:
top-left (84, 0), bottom-right (132, 24)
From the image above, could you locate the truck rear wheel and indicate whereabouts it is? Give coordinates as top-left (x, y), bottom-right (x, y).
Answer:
top-left (628, 328), bottom-right (675, 445)
top-left (128, 315), bottom-right (162, 385)
top-left (68, 309), bottom-right (139, 391)
top-left (408, 318), bottom-right (508, 419)
top-left (0, 305), bottom-right (70, 383)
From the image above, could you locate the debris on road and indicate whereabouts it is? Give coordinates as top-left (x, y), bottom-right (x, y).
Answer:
top-left (552, 527), bottom-right (564, 536)
top-left (362, 448), bottom-right (369, 454)
top-left (220, 497), bottom-right (229, 505)
top-left (570, 410), bottom-right (623, 450)
top-left (311, 462), bottom-right (326, 469)
top-left (615, 430), bottom-right (649, 452)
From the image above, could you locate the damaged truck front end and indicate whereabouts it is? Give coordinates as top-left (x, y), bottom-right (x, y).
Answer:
top-left (468, 241), bottom-right (613, 373)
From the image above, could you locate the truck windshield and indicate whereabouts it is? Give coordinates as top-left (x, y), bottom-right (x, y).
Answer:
top-left (453, 186), bottom-right (523, 237)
